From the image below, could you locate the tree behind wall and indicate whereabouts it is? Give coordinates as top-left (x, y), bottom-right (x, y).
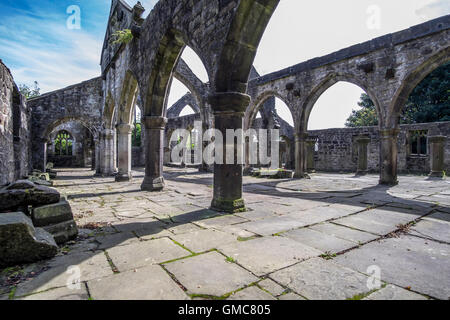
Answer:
top-left (19, 81), bottom-right (40, 99)
top-left (346, 63), bottom-right (450, 127)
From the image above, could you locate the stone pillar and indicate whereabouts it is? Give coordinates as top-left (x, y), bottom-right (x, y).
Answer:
top-left (115, 123), bottom-right (134, 182)
top-left (96, 129), bottom-right (116, 176)
top-left (141, 116), bottom-right (167, 191)
top-left (305, 137), bottom-right (316, 173)
top-left (428, 135), bottom-right (446, 178)
top-left (294, 133), bottom-right (307, 178)
top-left (355, 136), bottom-right (371, 176)
top-left (209, 92), bottom-right (249, 213)
top-left (379, 128), bottom-right (400, 185)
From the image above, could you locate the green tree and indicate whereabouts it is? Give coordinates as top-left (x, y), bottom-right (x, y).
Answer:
top-left (346, 63), bottom-right (450, 127)
top-left (132, 123), bottom-right (141, 147)
top-left (19, 81), bottom-right (40, 99)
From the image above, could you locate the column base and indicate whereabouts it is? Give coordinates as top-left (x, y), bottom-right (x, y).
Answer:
top-left (294, 172), bottom-right (311, 179)
top-left (355, 170), bottom-right (368, 176)
top-left (141, 176), bottom-right (165, 191)
top-left (429, 171), bottom-right (445, 178)
top-left (211, 198), bottom-right (246, 214)
top-left (115, 172), bottom-right (132, 182)
top-left (379, 178), bottom-right (398, 186)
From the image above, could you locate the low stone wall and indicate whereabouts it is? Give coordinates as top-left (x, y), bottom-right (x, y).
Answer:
top-left (308, 122), bottom-right (450, 174)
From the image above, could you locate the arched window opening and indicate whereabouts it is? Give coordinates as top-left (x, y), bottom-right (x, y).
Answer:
top-left (180, 105), bottom-right (196, 117)
top-left (180, 46), bottom-right (209, 83)
top-left (167, 78), bottom-right (191, 111)
top-left (275, 98), bottom-right (294, 127)
top-left (54, 131), bottom-right (73, 156)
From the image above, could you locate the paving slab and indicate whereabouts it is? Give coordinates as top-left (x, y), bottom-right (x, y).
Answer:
top-left (310, 222), bottom-right (378, 244)
top-left (94, 232), bottom-right (139, 250)
top-left (15, 251), bottom-right (113, 297)
top-left (364, 285), bottom-right (428, 300)
top-left (88, 265), bottom-right (187, 300)
top-left (194, 214), bottom-right (248, 229)
top-left (409, 218), bottom-right (450, 243)
top-left (171, 229), bottom-right (238, 253)
top-left (257, 278), bottom-right (286, 296)
top-left (106, 238), bottom-right (191, 272)
top-left (164, 251), bottom-right (259, 297)
top-left (238, 216), bottom-right (307, 236)
top-left (112, 218), bottom-right (171, 239)
top-left (282, 228), bottom-right (357, 254)
top-left (335, 235), bottom-right (450, 300)
top-left (218, 236), bottom-right (321, 276)
top-left (270, 258), bottom-right (370, 300)
top-left (19, 286), bottom-right (89, 300)
top-left (278, 292), bottom-right (306, 300)
top-left (227, 286), bottom-right (276, 300)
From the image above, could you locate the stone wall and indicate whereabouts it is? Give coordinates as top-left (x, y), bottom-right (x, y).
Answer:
top-left (27, 77), bottom-right (103, 171)
top-left (0, 60), bottom-right (31, 186)
top-left (309, 122), bottom-right (450, 174)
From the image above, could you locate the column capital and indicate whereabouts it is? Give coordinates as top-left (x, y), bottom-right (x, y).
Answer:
top-left (143, 116), bottom-right (167, 129)
top-left (209, 92), bottom-right (250, 114)
top-left (116, 123), bottom-right (134, 134)
top-left (428, 135), bottom-right (447, 143)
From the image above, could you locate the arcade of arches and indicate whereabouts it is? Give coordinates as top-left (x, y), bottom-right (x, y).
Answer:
top-left (0, 1), bottom-right (449, 300)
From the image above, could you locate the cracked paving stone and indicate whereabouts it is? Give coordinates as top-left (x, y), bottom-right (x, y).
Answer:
top-left (309, 222), bottom-right (378, 244)
top-left (409, 217), bottom-right (450, 243)
top-left (257, 278), bottom-right (286, 296)
top-left (163, 251), bottom-right (259, 297)
top-left (270, 257), bottom-right (370, 300)
top-left (88, 265), bottom-right (188, 300)
top-left (364, 284), bottom-right (429, 300)
top-left (171, 229), bottom-right (238, 253)
top-left (334, 235), bottom-right (450, 300)
top-left (227, 286), bottom-right (276, 300)
top-left (218, 236), bottom-right (321, 276)
top-left (19, 286), bottom-right (89, 300)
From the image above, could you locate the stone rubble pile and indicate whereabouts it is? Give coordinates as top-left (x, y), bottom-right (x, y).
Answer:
top-left (0, 179), bottom-right (78, 267)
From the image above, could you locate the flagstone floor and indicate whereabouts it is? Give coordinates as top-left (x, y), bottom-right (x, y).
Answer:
top-left (2, 167), bottom-right (449, 300)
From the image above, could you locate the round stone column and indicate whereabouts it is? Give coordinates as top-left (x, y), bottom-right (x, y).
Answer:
top-left (379, 128), bottom-right (400, 185)
top-left (305, 137), bottom-right (317, 173)
top-left (294, 132), bottom-right (308, 178)
top-left (141, 116), bottom-right (167, 191)
top-left (428, 135), bottom-right (446, 178)
top-left (356, 135), bottom-right (371, 176)
top-left (209, 92), bottom-right (249, 213)
top-left (115, 123), bottom-right (134, 182)
top-left (96, 129), bottom-right (116, 176)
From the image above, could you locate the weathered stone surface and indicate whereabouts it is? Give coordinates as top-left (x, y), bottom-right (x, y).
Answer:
top-left (15, 251), bottom-right (113, 297)
top-left (218, 236), bottom-right (321, 276)
top-left (171, 229), bottom-right (238, 253)
top-left (282, 227), bottom-right (357, 254)
top-left (32, 199), bottom-right (74, 227)
top-left (228, 286), bottom-right (276, 300)
top-left (19, 286), bottom-right (89, 300)
top-left (335, 235), bottom-right (450, 300)
top-left (106, 238), bottom-right (190, 272)
top-left (257, 278), bottom-right (286, 296)
top-left (409, 218), bottom-right (450, 243)
top-left (364, 285), bottom-right (428, 300)
top-left (88, 265), bottom-right (187, 300)
top-left (164, 251), bottom-right (259, 297)
top-left (43, 220), bottom-right (78, 244)
top-left (0, 212), bottom-right (57, 267)
top-left (270, 258), bottom-right (370, 300)
top-left (0, 180), bottom-right (60, 211)
top-left (309, 222), bottom-right (378, 244)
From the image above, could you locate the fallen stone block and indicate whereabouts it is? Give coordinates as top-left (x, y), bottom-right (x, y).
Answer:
top-left (0, 212), bottom-right (58, 268)
top-left (32, 200), bottom-right (74, 227)
top-left (0, 180), bottom-right (60, 211)
top-left (43, 220), bottom-right (78, 245)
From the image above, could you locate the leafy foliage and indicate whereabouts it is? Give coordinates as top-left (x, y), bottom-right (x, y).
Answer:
top-left (132, 123), bottom-right (141, 147)
top-left (19, 81), bottom-right (40, 99)
top-left (346, 63), bottom-right (450, 127)
top-left (110, 29), bottom-right (133, 45)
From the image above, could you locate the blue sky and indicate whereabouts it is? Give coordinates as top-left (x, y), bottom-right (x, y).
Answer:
top-left (0, 0), bottom-right (448, 128)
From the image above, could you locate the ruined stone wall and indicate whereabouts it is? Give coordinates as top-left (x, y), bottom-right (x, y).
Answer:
top-left (0, 60), bottom-right (31, 185)
top-left (309, 122), bottom-right (450, 174)
top-left (28, 77), bottom-right (103, 171)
